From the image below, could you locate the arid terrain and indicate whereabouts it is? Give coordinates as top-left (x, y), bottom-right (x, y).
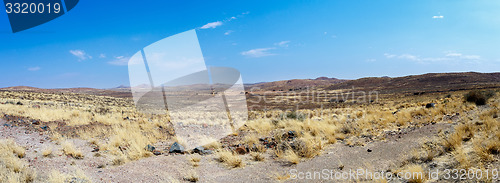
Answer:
top-left (0, 72), bottom-right (499, 182)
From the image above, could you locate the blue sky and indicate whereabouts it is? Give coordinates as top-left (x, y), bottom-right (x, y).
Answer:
top-left (0, 0), bottom-right (499, 88)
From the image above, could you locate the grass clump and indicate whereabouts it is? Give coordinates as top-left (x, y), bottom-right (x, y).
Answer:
top-left (183, 170), bottom-right (199, 182)
top-left (0, 139), bottom-right (36, 182)
top-left (62, 141), bottom-right (83, 159)
top-left (216, 150), bottom-right (244, 168)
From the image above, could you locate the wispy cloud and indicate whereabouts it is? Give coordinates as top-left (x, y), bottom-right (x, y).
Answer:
top-left (432, 15), bottom-right (444, 19)
top-left (366, 59), bottom-right (376, 62)
top-left (200, 12), bottom-right (248, 30)
top-left (241, 48), bottom-right (276, 58)
top-left (200, 21), bottom-right (223, 29)
top-left (384, 52), bottom-right (481, 63)
top-left (108, 56), bottom-right (130, 66)
top-left (445, 52), bottom-right (481, 60)
top-left (383, 53), bottom-right (397, 59)
top-left (274, 41), bottom-right (291, 47)
top-left (69, 49), bottom-right (92, 61)
top-left (28, 66), bottom-right (40, 71)
top-left (99, 53), bottom-right (106, 58)
top-left (224, 30), bottom-right (234, 35)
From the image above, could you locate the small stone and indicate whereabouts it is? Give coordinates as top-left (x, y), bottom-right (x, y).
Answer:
top-left (193, 146), bottom-right (206, 154)
top-left (153, 150), bottom-right (162, 156)
top-left (169, 142), bottom-right (184, 153)
top-left (425, 103), bottom-right (435, 108)
top-left (16, 101), bottom-right (23, 105)
top-left (145, 144), bottom-right (155, 152)
top-left (235, 145), bottom-right (247, 155)
top-left (40, 126), bottom-right (48, 130)
top-left (367, 149), bottom-right (372, 152)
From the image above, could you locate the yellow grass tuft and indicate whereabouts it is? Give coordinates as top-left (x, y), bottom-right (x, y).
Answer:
top-left (250, 152), bottom-right (265, 161)
top-left (216, 150), bottom-right (244, 168)
top-left (47, 169), bottom-right (90, 183)
top-left (61, 141), bottom-right (83, 159)
top-left (0, 139), bottom-right (36, 182)
top-left (283, 150), bottom-right (300, 165)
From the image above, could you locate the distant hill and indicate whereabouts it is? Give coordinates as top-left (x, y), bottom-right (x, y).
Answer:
top-left (0, 86), bottom-right (132, 98)
top-left (2, 72), bottom-right (500, 98)
top-left (246, 77), bottom-right (347, 91)
top-left (326, 72), bottom-right (500, 94)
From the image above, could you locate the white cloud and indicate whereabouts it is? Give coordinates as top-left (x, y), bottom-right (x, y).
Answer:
top-left (69, 50), bottom-right (92, 61)
top-left (432, 15), bottom-right (444, 19)
top-left (99, 53), bottom-right (106, 58)
top-left (384, 53), bottom-right (397, 58)
top-left (366, 59), bottom-right (376, 62)
top-left (274, 41), bottom-right (291, 47)
top-left (224, 30), bottom-right (234, 35)
top-left (241, 48), bottom-right (276, 58)
top-left (384, 52), bottom-right (481, 63)
top-left (445, 52), bottom-right (481, 60)
top-left (200, 21), bottom-right (223, 29)
top-left (28, 66), bottom-right (40, 71)
top-left (462, 55), bottom-right (481, 60)
top-left (398, 54), bottom-right (419, 61)
top-left (108, 56), bottom-right (130, 66)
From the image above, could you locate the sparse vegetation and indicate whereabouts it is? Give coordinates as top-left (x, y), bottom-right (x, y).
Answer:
top-left (464, 90), bottom-right (495, 105)
top-left (216, 150), bottom-right (244, 168)
top-left (61, 141), bottom-right (83, 159)
top-left (183, 170), bottom-right (199, 182)
top-left (0, 77), bottom-right (498, 182)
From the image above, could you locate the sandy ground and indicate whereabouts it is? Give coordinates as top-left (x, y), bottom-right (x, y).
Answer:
top-left (0, 118), bottom-right (454, 183)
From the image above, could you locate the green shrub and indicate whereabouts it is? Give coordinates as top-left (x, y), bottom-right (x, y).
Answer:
top-left (464, 90), bottom-right (495, 106)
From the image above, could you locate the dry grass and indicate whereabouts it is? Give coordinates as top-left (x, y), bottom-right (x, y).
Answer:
top-left (0, 139), bottom-right (36, 182)
top-left (250, 152), bottom-right (265, 161)
top-left (188, 155), bottom-right (201, 167)
top-left (0, 87), bottom-right (498, 178)
top-left (406, 164), bottom-right (426, 183)
top-left (183, 170), bottom-right (199, 182)
top-left (273, 172), bottom-right (290, 181)
top-left (216, 150), bottom-right (244, 168)
top-left (61, 141), bottom-right (83, 159)
top-left (0, 90), bottom-right (170, 162)
top-left (47, 169), bottom-right (90, 183)
top-left (42, 147), bottom-right (53, 158)
top-left (283, 150), bottom-right (300, 165)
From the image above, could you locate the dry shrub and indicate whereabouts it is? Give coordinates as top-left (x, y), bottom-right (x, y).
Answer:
top-left (61, 141), bottom-right (83, 159)
top-left (292, 137), bottom-right (322, 158)
top-left (283, 150), bottom-right (300, 165)
top-left (183, 170), bottom-right (199, 182)
top-left (406, 165), bottom-right (426, 183)
top-left (465, 90), bottom-right (494, 106)
top-left (47, 169), bottom-right (90, 183)
top-left (452, 146), bottom-right (471, 169)
top-left (0, 139), bottom-right (36, 182)
top-left (42, 147), bottom-right (53, 158)
top-left (216, 150), bottom-right (244, 168)
top-left (250, 152), bottom-right (265, 161)
top-left (112, 155), bottom-right (126, 166)
top-left (443, 124), bottom-right (474, 152)
top-left (188, 155), bottom-right (201, 167)
top-left (274, 172), bottom-right (290, 181)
